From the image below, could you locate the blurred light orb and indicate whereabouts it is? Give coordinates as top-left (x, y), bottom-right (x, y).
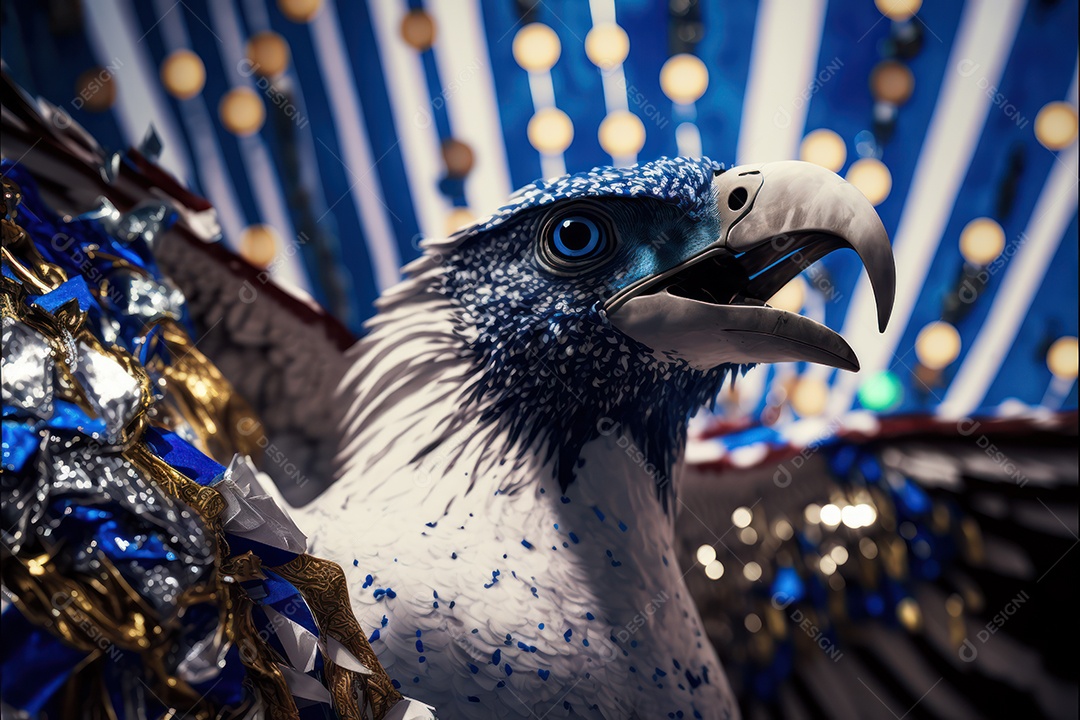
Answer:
top-left (851, 503), bottom-right (878, 528)
top-left (768, 276), bottom-right (807, 313)
top-left (739, 527), bottom-right (758, 545)
top-left (585, 23), bottom-right (629, 70)
top-left (445, 208), bottom-right (475, 235)
top-left (400, 9), bottom-right (436, 51)
top-left (527, 107), bottom-right (574, 154)
top-left (915, 321), bottom-right (961, 370)
top-left (820, 504), bottom-right (842, 527)
top-left (774, 519), bottom-right (794, 540)
top-left (441, 139), bottom-right (474, 178)
top-left (819, 555), bottom-right (837, 575)
top-left (598, 110), bottom-right (646, 157)
top-left (799, 129), bottom-right (847, 173)
top-left (75, 67), bottom-right (116, 112)
top-left (278, 0), bottom-right (322, 23)
top-left (959, 217), bottom-right (1006, 266)
top-left (845, 158), bottom-right (892, 206)
top-left (744, 613), bottom-right (763, 633)
top-left (696, 544), bottom-right (717, 565)
top-left (1034, 102), bottom-right (1078, 150)
top-left (513, 24), bottom-right (561, 73)
top-left (791, 377), bottom-right (829, 417)
top-left (804, 503), bottom-right (822, 524)
top-left (870, 60), bottom-right (914, 105)
top-left (875, 0), bottom-right (922, 21)
top-left (731, 507), bottom-right (753, 528)
top-left (161, 51), bottom-right (205, 100)
top-left (858, 370), bottom-right (903, 411)
top-left (239, 224), bottom-right (279, 268)
top-left (1047, 336), bottom-right (1079, 381)
top-left (219, 88), bottom-right (266, 136)
top-left (246, 32), bottom-right (291, 77)
top-left (946, 594), bottom-right (964, 618)
top-left (897, 597), bottom-right (923, 631)
top-left (743, 562), bottom-right (762, 581)
top-left (660, 53), bottom-right (709, 105)
top-left (859, 537), bottom-right (879, 559)
top-left (841, 505), bottom-right (862, 528)
top-left (704, 559), bottom-right (725, 580)
top-left (830, 546), bottom-right (850, 565)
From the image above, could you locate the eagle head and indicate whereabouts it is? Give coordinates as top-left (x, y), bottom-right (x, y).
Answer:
top-left (413, 157), bottom-right (894, 498)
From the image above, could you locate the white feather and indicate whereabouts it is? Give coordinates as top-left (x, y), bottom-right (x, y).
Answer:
top-left (294, 278), bottom-right (738, 720)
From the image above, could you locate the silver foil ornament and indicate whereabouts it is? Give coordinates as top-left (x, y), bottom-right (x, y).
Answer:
top-left (1, 316), bottom-right (55, 419)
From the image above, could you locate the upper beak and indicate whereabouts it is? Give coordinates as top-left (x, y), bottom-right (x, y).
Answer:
top-left (606, 161), bottom-right (895, 372)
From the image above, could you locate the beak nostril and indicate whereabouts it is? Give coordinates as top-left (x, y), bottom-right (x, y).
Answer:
top-left (727, 187), bottom-right (749, 211)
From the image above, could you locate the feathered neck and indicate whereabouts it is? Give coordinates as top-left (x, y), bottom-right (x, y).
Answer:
top-left (336, 253), bottom-right (737, 510)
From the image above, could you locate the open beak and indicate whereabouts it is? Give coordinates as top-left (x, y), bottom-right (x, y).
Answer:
top-left (606, 161), bottom-right (895, 372)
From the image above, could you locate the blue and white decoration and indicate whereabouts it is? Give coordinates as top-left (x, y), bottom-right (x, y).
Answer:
top-left (2, 0), bottom-right (1075, 435)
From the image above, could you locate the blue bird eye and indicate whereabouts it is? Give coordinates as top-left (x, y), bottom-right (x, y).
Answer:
top-left (552, 216), bottom-right (602, 259)
top-left (538, 205), bottom-right (615, 274)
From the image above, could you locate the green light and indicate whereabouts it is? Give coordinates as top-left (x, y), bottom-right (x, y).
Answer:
top-left (858, 371), bottom-right (903, 411)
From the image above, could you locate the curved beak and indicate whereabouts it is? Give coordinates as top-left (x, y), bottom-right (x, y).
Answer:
top-left (606, 160), bottom-right (895, 372)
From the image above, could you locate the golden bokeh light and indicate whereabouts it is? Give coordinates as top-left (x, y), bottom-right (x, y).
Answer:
top-left (845, 158), bottom-right (892, 206)
top-left (958, 217), bottom-right (1005, 266)
top-left (246, 32), bottom-right (291, 78)
top-left (239, 224), bottom-right (279, 268)
top-left (1034, 101), bottom-right (1078, 151)
top-left (1047, 336), bottom-right (1079, 381)
top-left (598, 110), bottom-right (646, 157)
top-left (659, 53), bottom-right (709, 105)
top-left (870, 60), bottom-right (914, 105)
top-left (800, 129), bottom-right (847, 173)
top-left (791, 377), bottom-right (829, 418)
top-left (875, 0), bottom-right (922, 21)
top-left (585, 23), bottom-right (630, 70)
top-left (220, 88), bottom-right (266, 136)
top-left (445, 207), bottom-right (476, 236)
top-left (767, 277), bottom-right (807, 313)
top-left (527, 107), bottom-right (574, 154)
top-left (75, 67), bottom-right (116, 112)
top-left (915, 321), bottom-right (961, 370)
top-left (161, 51), bottom-right (206, 100)
top-left (513, 24), bottom-right (561, 73)
top-left (400, 9), bottom-right (436, 51)
top-left (278, 0), bottom-right (323, 23)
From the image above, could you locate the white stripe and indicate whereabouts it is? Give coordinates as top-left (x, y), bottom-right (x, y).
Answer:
top-left (520, 58), bottom-right (566, 178)
top-left (240, 0), bottom-right (272, 31)
top-left (206, 0), bottom-right (310, 293)
top-left (83, 0), bottom-right (191, 182)
top-left (735, 0), bottom-right (827, 163)
top-left (540, 153), bottom-right (567, 180)
top-left (369, 0), bottom-right (449, 241)
top-left (527, 72), bottom-right (557, 109)
top-left (428, 0), bottom-right (513, 217)
top-left (309, 3), bottom-right (402, 291)
top-left (737, 365), bottom-right (770, 416)
top-left (150, 0), bottom-right (245, 248)
top-left (675, 122), bottom-right (703, 158)
top-left (731, 0), bottom-right (827, 410)
top-left (938, 63), bottom-right (1079, 418)
top-left (827, 0), bottom-right (1026, 417)
top-left (588, 0), bottom-right (634, 165)
top-left (525, 83), bottom-right (565, 175)
top-left (588, 0), bottom-right (617, 24)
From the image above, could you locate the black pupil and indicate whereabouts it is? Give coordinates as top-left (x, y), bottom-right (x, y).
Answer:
top-left (728, 187), bottom-right (749, 211)
top-left (559, 220), bottom-right (591, 251)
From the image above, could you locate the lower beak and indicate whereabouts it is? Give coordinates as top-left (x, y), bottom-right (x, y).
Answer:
top-left (605, 161), bottom-right (895, 372)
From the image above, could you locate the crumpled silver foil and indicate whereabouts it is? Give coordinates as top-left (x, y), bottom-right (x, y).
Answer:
top-left (1, 316), bottom-right (55, 419)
